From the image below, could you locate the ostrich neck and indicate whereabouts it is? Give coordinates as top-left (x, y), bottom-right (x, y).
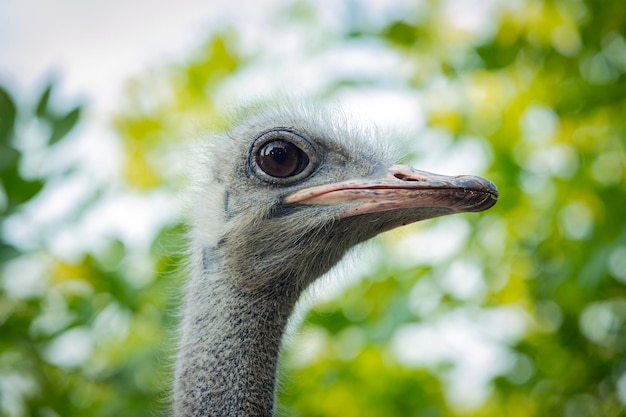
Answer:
top-left (173, 248), bottom-right (301, 417)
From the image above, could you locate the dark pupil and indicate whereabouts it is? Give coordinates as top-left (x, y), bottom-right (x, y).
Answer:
top-left (258, 140), bottom-right (308, 178)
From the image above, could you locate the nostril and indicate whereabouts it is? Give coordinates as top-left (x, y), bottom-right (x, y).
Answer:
top-left (394, 172), bottom-right (423, 182)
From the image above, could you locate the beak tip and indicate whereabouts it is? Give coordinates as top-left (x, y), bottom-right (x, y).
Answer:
top-left (474, 178), bottom-right (499, 211)
top-left (453, 175), bottom-right (498, 212)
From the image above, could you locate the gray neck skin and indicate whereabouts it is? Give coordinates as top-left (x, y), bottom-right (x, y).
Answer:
top-left (173, 249), bottom-right (302, 417)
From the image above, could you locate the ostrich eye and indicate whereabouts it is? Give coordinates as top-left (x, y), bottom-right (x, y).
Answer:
top-left (257, 139), bottom-right (310, 178)
top-left (250, 130), bottom-right (318, 184)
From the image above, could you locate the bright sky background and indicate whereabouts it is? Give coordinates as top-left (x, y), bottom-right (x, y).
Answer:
top-left (0, 0), bottom-right (259, 109)
top-left (0, 0), bottom-right (444, 129)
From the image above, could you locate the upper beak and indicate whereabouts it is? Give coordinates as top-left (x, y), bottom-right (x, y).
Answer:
top-left (284, 164), bottom-right (498, 218)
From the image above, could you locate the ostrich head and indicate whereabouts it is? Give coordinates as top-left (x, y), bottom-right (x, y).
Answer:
top-left (175, 102), bottom-right (498, 417)
top-left (189, 103), bottom-right (498, 301)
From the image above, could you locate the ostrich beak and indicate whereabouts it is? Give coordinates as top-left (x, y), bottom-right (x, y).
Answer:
top-left (284, 164), bottom-right (498, 218)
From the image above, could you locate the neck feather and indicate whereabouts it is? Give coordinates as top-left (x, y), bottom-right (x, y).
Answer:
top-left (173, 247), bottom-right (301, 417)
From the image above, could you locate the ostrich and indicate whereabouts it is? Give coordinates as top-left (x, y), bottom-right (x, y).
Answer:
top-left (173, 103), bottom-right (498, 417)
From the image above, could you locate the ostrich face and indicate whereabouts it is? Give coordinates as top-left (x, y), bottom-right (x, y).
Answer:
top-left (249, 126), bottom-right (497, 219)
top-left (197, 108), bottom-right (498, 295)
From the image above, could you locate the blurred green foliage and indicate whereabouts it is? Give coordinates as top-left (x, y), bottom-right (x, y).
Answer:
top-left (1, 0), bottom-right (626, 416)
top-left (0, 83), bottom-right (184, 416)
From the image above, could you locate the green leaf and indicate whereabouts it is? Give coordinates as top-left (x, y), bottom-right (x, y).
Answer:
top-left (0, 86), bottom-right (21, 193)
top-left (49, 106), bottom-right (81, 145)
top-left (0, 240), bottom-right (20, 262)
top-left (476, 38), bottom-right (523, 70)
top-left (0, 145), bottom-right (19, 174)
top-left (382, 21), bottom-right (422, 47)
top-left (36, 83), bottom-right (54, 119)
top-left (0, 85), bottom-right (17, 145)
top-left (1, 166), bottom-right (45, 209)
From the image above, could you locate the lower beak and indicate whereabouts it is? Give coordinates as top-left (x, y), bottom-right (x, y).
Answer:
top-left (284, 164), bottom-right (498, 218)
